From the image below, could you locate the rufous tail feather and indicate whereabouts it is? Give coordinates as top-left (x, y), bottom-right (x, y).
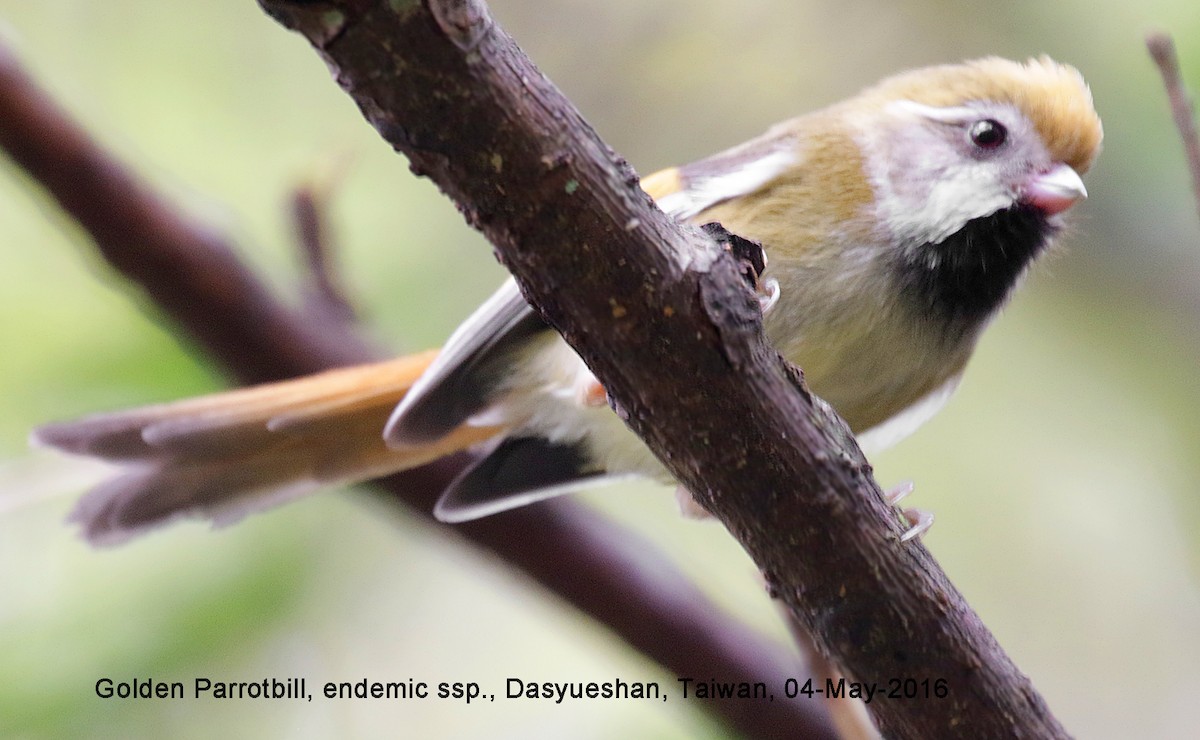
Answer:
top-left (32, 350), bottom-right (500, 545)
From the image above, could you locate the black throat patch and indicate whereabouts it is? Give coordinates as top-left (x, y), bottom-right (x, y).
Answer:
top-left (901, 205), bottom-right (1055, 328)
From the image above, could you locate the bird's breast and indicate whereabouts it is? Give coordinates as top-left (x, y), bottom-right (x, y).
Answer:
top-left (761, 246), bottom-right (977, 436)
top-left (896, 204), bottom-right (1056, 326)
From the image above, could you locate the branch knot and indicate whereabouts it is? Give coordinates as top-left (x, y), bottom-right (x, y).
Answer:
top-left (430, 0), bottom-right (492, 52)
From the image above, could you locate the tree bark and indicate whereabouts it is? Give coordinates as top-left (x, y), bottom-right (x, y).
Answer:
top-left (0, 27), bottom-right (835, 740)
top-left (256, 0), bottom-right (1070, 737)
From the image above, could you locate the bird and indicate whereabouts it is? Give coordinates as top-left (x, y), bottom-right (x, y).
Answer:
top-left (33, 56), bottom-right (1103, 545)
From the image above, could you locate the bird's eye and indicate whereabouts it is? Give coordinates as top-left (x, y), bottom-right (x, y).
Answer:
top-left (969, 119), bottom-right (1007, 149)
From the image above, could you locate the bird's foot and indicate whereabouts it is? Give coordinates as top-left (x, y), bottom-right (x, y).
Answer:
top-left (885, 480), bottom-right (934, 542)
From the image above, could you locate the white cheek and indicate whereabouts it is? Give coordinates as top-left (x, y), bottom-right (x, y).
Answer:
top-left (918, 172), bottom-right (1013, 243)
top-left (867, 156), bottom-right (1012, 246)
top-left (855, 112), bottom-right (1013, 246)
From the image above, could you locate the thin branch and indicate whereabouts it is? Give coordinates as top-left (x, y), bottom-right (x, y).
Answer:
top-left (0, 33), bottom-right (835, 740)
top-left (291, 171), bottom-right (358, 322)
top-left (256, 0), bottom-right (1070, 736)
top-left (779, 603), bottom-right (880, 740)
top-left (1147, 32), bottom-right (1200, 223)
top-left (0, 48), bottom-right (370, 384)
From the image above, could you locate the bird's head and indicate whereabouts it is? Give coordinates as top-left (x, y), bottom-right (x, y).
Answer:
top-left (851, 56), bottom-right (1102, 248)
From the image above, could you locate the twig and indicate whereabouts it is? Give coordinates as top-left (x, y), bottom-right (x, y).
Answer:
top-left (258, 0), bottom-right (1071, 736)
top-left (0, 41), bottom-right (370, 383)
top-left (778, 602), bottom-right (880, 740)
top-left (0, 33), bottom-right (835, 740)
top-left (292, 181), bottom-right (358, 322)
top-left (1147, 32), bottom-right (1200, 224)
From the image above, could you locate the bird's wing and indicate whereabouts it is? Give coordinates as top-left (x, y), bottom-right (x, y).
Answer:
top-left (387, 130), bottom-right (799, 448)
top-left (641, 125), bottom-right (800, 219)
top-left (384, 277), bottom-right (549, 445)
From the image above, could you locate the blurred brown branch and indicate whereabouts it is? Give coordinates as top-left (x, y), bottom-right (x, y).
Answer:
top-left (257, 0), bottom-right (1069, 737)
top-left (1147, 32), bottom-right (1200, 224)
top-left (0, 32), bottom-right (835, 740)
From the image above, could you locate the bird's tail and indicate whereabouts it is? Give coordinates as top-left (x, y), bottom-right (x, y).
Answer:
top-left (31, 350), bottom-right (500, 545)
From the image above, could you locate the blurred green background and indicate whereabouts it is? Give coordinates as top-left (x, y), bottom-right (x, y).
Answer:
top-left (2, 0), bottom-right (1199, 737)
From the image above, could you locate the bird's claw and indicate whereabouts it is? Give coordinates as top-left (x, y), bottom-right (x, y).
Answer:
top-left (578, 379), bottom-right (608, 408)
top-left (885, 481), bottom-right (932, 541)
top-left (675, 485), bottom-right (714, 519)
top-left (884, 480), bottom-right (915, 505)
top-left (899, 508), bottom-right (934, 542)
top-left (757, 277), bottom-right (781, 316)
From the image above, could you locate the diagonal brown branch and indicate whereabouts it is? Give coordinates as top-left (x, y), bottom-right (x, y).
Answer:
top-left (0, 47), bottom-right (372, 384)
top-left (0, 30), bottom-right (835, 740)
top-left (254, 0), bottom-right (1070, 737)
